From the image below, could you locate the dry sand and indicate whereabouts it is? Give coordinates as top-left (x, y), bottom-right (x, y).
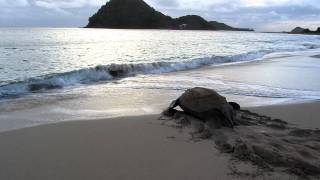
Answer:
top-left (0, 101), bottom-right (319, 180)
top-left (248, 101), bottom-right (320, 129)
top-left (0, 115), bottom-right (231, 180)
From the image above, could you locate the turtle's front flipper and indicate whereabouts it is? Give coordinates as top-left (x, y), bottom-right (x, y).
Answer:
top-left (169, 98), bottom-right (179, 109)
top-left (163, 98), bottom-right (180, 116)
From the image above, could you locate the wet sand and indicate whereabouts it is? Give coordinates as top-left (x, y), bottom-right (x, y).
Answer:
top-left (0, 101), bottom-right (319, 179)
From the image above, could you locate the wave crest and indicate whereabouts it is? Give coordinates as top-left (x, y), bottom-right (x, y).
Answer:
top-left (0, 51), bottom-right (272, 98)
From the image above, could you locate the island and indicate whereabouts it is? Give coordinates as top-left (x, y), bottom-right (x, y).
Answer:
top-left (85, 0), bottom-right (253, 31)
top-left (290, 27), bottom-right (320, 35)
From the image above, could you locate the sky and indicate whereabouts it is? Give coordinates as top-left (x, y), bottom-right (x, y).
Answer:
top-left (0, 0), bottom-right (320, 31)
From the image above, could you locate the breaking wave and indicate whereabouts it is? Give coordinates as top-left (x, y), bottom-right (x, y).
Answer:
top-left (302, 43), bottom-right (320, 49)
top-left (0, 51), bottom-right (269, 98)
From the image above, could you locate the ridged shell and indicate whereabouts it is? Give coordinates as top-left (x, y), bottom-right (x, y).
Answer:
top-left (179, 87), bottom-right (227, 113)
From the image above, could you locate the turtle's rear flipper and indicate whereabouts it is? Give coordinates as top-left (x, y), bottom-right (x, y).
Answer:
top-left (221, 104), bottom-right (235, 128)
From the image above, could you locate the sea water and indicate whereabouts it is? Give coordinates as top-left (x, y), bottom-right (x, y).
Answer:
top-left (0, 28), bottom-right (320, 131)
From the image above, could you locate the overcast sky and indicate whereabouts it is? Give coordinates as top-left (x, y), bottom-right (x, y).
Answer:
top-left (1, 0), bottom-right (319, 31)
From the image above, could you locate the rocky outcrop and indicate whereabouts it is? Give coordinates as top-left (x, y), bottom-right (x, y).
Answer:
top-left (290, 27), bottom-right (320, 35)
top-left (86, 0), bottom-right (173, 29)
top-left (291, 27), bottom-right (306, 33)
top-left (86, 0), bottom-right (253, 31)
top-left (209, 21), bottom-right (254, 31)
top-left (174, 15), bottom-right (215, 30)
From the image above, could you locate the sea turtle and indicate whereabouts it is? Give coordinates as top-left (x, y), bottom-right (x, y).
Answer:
top-left (167, 87), bottom-right (238, 128)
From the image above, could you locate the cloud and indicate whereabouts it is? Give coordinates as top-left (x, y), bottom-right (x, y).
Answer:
top-left (1, 0), bottom-right (320, 31)
top-left (33, 0), bottom-right (105, 9)
top-left (31, 0), bottom-right (106, 15)
top-left (147, 0), bottom-right (179, 8)
top-left (147, 0), bottom-right (320, 11)
top-left (146, 0), bottom-right (320, 31)
top-left (0, 0), bottom-right (28, 7)
top-left (262, 20), bottom-right (320, 32)
top-left (33, 1), bottom-right (69, 14)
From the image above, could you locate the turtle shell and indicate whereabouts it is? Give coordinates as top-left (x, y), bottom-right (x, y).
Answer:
top-left (179, 87), bottom-right (228, 114)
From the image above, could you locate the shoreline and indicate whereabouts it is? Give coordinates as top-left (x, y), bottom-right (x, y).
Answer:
top-left (1, 51), bottom-right (320, 133)
top-left (0, 101), bottom-right (319, 179)
top-left (0, 99), bottom-right (319, 134)
top-left (1, 49), bottom-right (320, 133)
top-left (1, 47), bottom-right (320, 100)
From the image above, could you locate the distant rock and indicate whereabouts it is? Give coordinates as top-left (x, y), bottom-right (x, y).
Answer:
top-left (290, 27), bottom-right (320, 35)
top-left (209, 21), bottom-right (254, 31)
top-left (174, 15), bottom-right (215, 30)
top-left (304, 28), bottom-right (311, 33)
top-left (291, 27), bottom-right (306, 33)
top-left (86, 0), bottom-right (253, 31)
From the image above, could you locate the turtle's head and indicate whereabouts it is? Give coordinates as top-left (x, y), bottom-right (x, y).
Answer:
top-left (228, 102), bottom-right (241, 110)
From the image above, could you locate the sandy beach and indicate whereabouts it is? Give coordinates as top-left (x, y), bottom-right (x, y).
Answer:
top-left (0, 115), bottom-right (231, 180)
top-left (0, 101), bottom-right (319, 180)
top-left (1, 1), bottom-right (320, 179)
top-left (248, 101), bottom-right (320, 129)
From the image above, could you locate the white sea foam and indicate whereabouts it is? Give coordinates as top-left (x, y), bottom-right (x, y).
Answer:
top-left (1, 29), bottom-right (320, 99)
top-left (0, 51), bottom-right (268, 97)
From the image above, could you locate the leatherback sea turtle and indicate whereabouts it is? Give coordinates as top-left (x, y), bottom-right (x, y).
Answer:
top-left (166, 87), bottom-right (238, 128)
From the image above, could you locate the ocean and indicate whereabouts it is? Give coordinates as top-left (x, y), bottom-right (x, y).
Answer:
top-left (1, 28), bottom-right (320, 131)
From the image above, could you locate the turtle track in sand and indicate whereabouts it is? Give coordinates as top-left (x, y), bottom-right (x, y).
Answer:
top-left (160, 110), bottom-right (320, 179)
